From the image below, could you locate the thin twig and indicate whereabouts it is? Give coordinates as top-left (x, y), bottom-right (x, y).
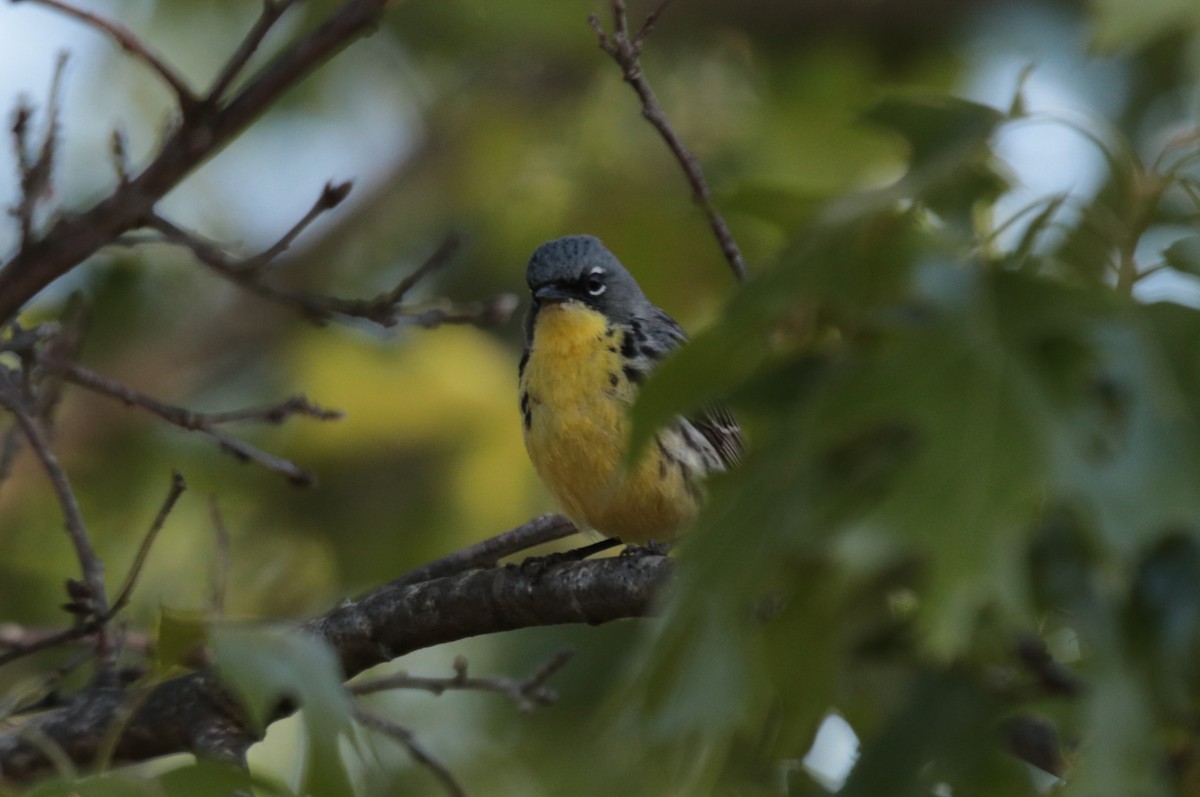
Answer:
top-left (352, 705), bottom-right (467, 797)
top-left (239, 180), bottom-right (354, 272)
top-left (0, 370), bottom-right (113, 678)
top-left (38, 357), bottom-right (337, 485)
top-left (588, 1), bottom-right (747, 282)
top-left (373, 232), bottom-right (465, 305)
top-left (0, 373), bottom-right (108, 623)
top-left (0, 424), bottom-right (22, 493)
top-left (351, 649), bottom-right (573, 713)
top-left (9, 52), bottom-right (68, 249)
top-left (18, 0), bottom-right (198, 108)
top-left (0, 0), bottom-right (394, 327)
top-left (208, 495), bottom-right (231, 617)
top-left (110, 471), bottom-right (188, 614)
top-left (205, 0), bottom-right (299, 102)
top-left (139, 216), bottom-right (513, 328)
top-left (386, 514), bottom-right (577, 589)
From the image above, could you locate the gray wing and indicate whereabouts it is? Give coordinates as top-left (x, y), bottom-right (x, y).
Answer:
top-left (636, 308), bottom-right (745, 470)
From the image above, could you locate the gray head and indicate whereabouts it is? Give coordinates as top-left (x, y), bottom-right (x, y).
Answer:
top-left (526, 235), bottom-right (650, 325)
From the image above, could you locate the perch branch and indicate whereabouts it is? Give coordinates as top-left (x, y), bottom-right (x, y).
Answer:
top-left (0, 553), bottom-right (672, 780)
top-left (387, 513), bottom-right (577, 589)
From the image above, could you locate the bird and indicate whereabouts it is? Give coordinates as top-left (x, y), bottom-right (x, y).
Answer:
top-left (518, 235), bottom-right (743, 545)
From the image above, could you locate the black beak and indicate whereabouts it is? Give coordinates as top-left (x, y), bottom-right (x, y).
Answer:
top-left (533, 284), bottom-right (574, 303)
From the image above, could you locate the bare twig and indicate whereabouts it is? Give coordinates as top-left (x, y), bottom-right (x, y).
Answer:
top-left (0, 467), bottom-right (183, 672)
top-left (109, 128), bottom-right (130, 185)
top-left (0, 0), bottom-right (395, 326)
top-left (208, 495), bottom-right (231, 617)
top-left (372, 232), bottom-right (464, 305)
top-left (110, 471), bottom-right (188, 615)
top-left (139, 216), bottom-right (514, 329)
top-left (0, 424), bottom-right (22, 492)
top-left (17, 0), bottom-right (198, 109)
top-left (37, 357), bottom-right (337, 485)
top-left (387, 514), bottom-right (577, 589)
top-left (352, 705), bottom-right (467, 797)
top-left (0, 372), bottom-right (108, 625)
top-left (205, 0), bottom-right (299, 102)
top-left (588, 1), bottom-right (747, 282)
top-left (351, 649), bottom-right (573, 713)
top-left (9, 52), bottom-right (68, 249)
top-left (239, 180), bottom-right (354, 272)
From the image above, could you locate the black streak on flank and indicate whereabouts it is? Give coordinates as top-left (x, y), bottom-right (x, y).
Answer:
top-left (620, 332), bottom-right (638, 359)
top-left (609, 372), bottom-right (619, 388)
top-left (623, 364), bottom-right (644, 385)
top-left (518, 349), bottom-right (530, 378)
top-left (520, 392), bottom-right (532, 430)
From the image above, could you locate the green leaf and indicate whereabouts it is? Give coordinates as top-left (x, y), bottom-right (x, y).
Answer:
top-left (156, 760), bottom-right (293, 797)
top-left (155, 607), bottom-right (210, 673)
top-left (1089, 0), bottom-right (1200, 50)
top-left (1124, 534), bottom-right (1200, 707)
top-left (24, 776), bottom-right (153, 797)
top-left (211, 624), bottom-right (355, 797)
top-left (840, 669), bottom-right (1027, 797)
top-left (1162, 235), bottom-right (1200, 277)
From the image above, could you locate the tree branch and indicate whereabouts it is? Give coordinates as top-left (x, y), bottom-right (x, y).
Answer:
top-left (0, 371), bottom-right (109, 639)
top-left (36, 357), bottom-right (339, 485)
top-left (588, 0), bottom-right (747, 282)
top-left (0, 553), bottom-right (672, 781)
top-left (352, 705), bottom-right (466, 797)
top-left (0, 0), bottom-right (395, 327)
top-left (17, 0), bottom-right (198, 108)
top-left (386, 513), bottom-right (577, 589)
top-left (351, 649), bottom-right (574, 713)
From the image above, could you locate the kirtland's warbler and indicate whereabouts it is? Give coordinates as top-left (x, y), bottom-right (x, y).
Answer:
top-left (519, 235), bottom-right (743, 544)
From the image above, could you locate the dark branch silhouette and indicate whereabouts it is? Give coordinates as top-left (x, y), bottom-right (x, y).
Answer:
top-left (0, 548), bottom-right (672, 781)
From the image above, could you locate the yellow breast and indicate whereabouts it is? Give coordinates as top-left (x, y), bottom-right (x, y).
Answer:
top-left (519, 302), bottom-right (698, 543)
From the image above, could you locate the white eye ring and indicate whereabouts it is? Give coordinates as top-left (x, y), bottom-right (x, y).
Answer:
top-left (586, 269), bottom-right (606, 296)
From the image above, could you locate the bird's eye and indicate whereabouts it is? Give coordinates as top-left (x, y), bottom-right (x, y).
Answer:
top-left (586, 273), bottom-right (606, 297)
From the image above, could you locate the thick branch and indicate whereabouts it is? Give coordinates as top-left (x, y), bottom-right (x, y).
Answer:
top-left (0, 0), bottom-right (393, 327)
top-left (0, 554), bottom-right (671, 781)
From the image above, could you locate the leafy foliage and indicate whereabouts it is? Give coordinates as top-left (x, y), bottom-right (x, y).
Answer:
top-left (2, 0), bottom-right (1200, 795)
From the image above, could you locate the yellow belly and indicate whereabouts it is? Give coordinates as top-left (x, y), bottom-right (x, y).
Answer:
top-left (520, 303), bottom-right (698, 542)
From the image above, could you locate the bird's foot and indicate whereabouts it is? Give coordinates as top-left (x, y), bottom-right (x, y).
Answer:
top-left (619, 539), bottom-right (672, 557)
top-left (516, 538), bottom-right (623, 577)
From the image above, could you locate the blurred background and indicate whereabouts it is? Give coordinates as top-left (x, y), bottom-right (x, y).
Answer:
top-left (1, 0), bottom-right (1198, 794)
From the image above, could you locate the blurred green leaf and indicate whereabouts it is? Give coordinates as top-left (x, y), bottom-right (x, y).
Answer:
top-left (157, 760), bottom-right (293, 797)
top-left (840, 669), bottom-right (1026, 797)
top-left (155, 607), bottom-right (210, 673)
top-left (1162, 234), bottom-right (1200, 276)
top-left (24, 776), bottom-right (153, 797)
top-left (211, 624), bottom-right (354, 797)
